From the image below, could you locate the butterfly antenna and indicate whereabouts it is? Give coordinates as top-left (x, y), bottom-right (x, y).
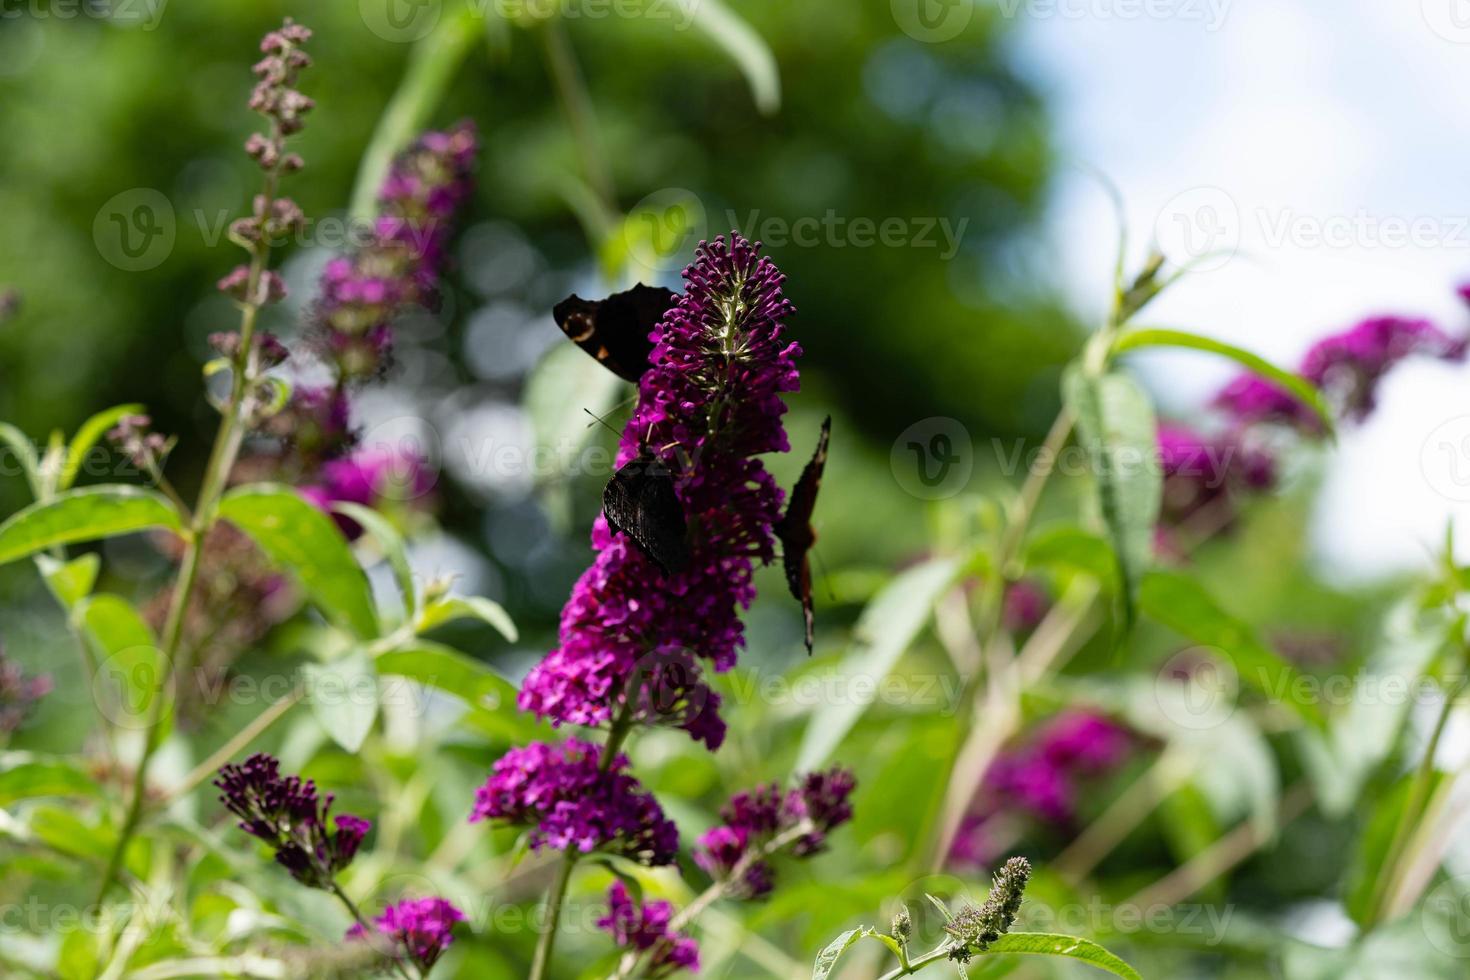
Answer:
top-left (582, 407), bottom-right (624, 438)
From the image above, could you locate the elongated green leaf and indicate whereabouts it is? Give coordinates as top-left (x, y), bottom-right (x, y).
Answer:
top-left (36, 553), bottom-right (101, 609)
top-left (377, 642), bottom-right (537, 742)
top-left (302, 653), bottom-right (378, 753)
top-left (1063, 367), bottom-right (1161, 624)
top-left (219, 485), bottom-right (378, 639)
top-left (796, 557), bottom-right (963, 772)
top-left (681, 0), bottom-right (780, 114)
top-left (1139, 569), bottom-right (1326, 728)
top-left (982, 933), bottom-right (1142, 980)
top-left (1024, 525), bottom-right (1118, 589)
top-left (62, 403), bottom-right (143, 490)
top-left (811, 928), bottom-right (865, 980)
top-left (0, 486), bottom-right (182, 566)
top-left (1114, 328), bottom-right (1335, 435)
top-left (332, 501), bottom-right (416, 628)
top-left (0, 422), bottom-right (41, 498)
top-left (417, 595), bottom-right (518, 642)
top-left (0, 761), bottom-right (99, 805)
top-left (77, 594), bottom-right (169, 738)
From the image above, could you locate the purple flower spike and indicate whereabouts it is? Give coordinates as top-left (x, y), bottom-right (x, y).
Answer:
top-left (519, 234), bottom-right (802, 746)
top-left (349, 896), bottom-right (464, 973)
top-left (469, 740), bottom-right (678, 866)
top-left (214, 753), bottom-right (371, 889)
top-left (598, 882), bottom-right (700, 978)
top-left (312, 123), bottom-right (478, 381)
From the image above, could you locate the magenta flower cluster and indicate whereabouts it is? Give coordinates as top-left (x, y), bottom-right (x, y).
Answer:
top-left (214, 753), bottom-right (371, 889)
top-left (598, 882), bottom-right (700, 978)
top-left (519, 235), bottom-right (801, 749)
top-left (0, 643), bottom-right (51, 736)
top-left (951, 711), bottom-right (1132, 869)
top-left (348, 897), bottom-right (465, 973)
top-left (468, 739), bottom-right (679, 865)
top-left (693, 767), bottom-right (856, 899)
top-left (1215, 312), bottom-right (1466, 431)
top-left (312, 123), bottom-right (477, 382)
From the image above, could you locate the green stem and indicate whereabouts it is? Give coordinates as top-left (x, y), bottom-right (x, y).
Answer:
top-left (1367, 675), bottom-right (1466, 927)
top-left (93, 138), bottom-right (286, 908)
top-left (875, 943), bottom-right (955, 979)
top-left (332, 882), bottom-right (419, 980)
top-left (529, 700), bottom-right (638, 980)
top-left (539, 18), bottom-right (615, 214)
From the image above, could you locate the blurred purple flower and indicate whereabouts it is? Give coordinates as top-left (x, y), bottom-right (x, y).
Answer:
top-left (598, 881), bottom-right (700, 978)
top-left (0, 644), bottom-right (51, 736)
top-left (348, 896), bottom-right (464, 974)
top-left (313, 123), bottom-right (477, 381)
top-left (300, 445), bottom-right (434, 538)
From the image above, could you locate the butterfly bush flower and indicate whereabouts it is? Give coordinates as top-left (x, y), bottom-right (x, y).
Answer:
top-left (0, 643), bottom-right (51, 736)
top-left (1216, 310), bottom-right (1467, 431)
top-left (946, 857), bottom-right (1031, 962)
top-left (215, 753), bottom-right (371, 889)
top-left (348, 897), bottom-right (465, 974)
top-left (950, 712), bottom-right (1131, 869)
top-left (300, 445), bottom-right (435, 539)
top-left (313, 123), bottom-right (478, 382)
top-left (599, 882), bottom-right (700, 978)
top-left (692, 767), bottom-right (856, 897)
top-left (469, 739), bottom-right (678, 865)
top-left (1156, 422), bottom-right (1275, 539)
top-left (519, 234), bottom-right (800, 748)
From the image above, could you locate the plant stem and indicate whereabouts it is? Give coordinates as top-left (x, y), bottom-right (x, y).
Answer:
top-left (529, 699), bottom-right (639, 980)
top-left (332, 881), bottom-right (419, 980)
top-left (165, 686), bottom-right (304, 804)
top-left (875, 942), bottom-right (955, 979)
top-left (93, 156), bottom-right (283, 907)
top-left (1366, 675), bottom-right (1466, 927)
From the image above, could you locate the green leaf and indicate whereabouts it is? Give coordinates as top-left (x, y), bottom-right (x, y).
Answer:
top-left (302, 653), bottom-right (378, 753)
top-left (1343, 771), bottom-right (1435, 926)
top-left (795, 556), bottom-right (963, 772)
top-left (417, 595), bottom-right (518, 642)
top-left (377, 642), bottom-right (537, 742)
top-left (683, 0), bottom-right (780, 114)
top-left (36, 553), bottom-right (101, 609)
top-left (981, 933), bottom-right (1142, 980)
top-left (1063, 367), bottom-right (1161, 625)
top-left (77, 594), bottom-right (169, 738)
top-left (332, 501), bottom-right (416, 628)
top-left (61, 403), bottom-right (143, 490)
top-left (0, 421), bottom-right (41, 498)
top-left (1113, 327), bottom-right (1335, 436)
top-left (0, 761), bottom-right (99, 805)
top-left (0, 485), bottom-right (182, 566)
top-left (1024, 525), bottom-right (1119, 589)
top-left (811, 928), bottom-right (865, 980)
top-left (219, 484), bottom-right (379, 639)
top-left (1139, 569), bottom-right (1327, 729)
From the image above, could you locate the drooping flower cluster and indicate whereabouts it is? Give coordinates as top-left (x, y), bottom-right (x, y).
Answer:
top-left (0, 642), bottom-right (51, 737)
top-left (348, 897), bottom-right (465, 974)
top-left (469, 739), bottom-right (679, 865)
top-left (950, 712), bottom-right (1132, 869)
top-left (215, 753), bottom-right (371, 889)
top-left (519, 234), bottom-right (801, 748)
top-left (945, 856), bottom-right (1031, 963)
top-left (598, 882), bottom-right (700, 978)
top-left (1215, 312), bottom-right (1467, 432)
top-left (693, 767), bottom-right (856, 899)
top-left (312, 123), bottom-right (477, 382)
top-left (1155, 421), bottom-right (1276, 547)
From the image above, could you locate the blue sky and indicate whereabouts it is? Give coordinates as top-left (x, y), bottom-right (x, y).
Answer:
top-left (1011, 0), bottom-right (1470, 581)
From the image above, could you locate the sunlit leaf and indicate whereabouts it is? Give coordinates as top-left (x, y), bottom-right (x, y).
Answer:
top-left (332, 501), bottom-right (416, 628)
top-left (0, 486), bottom-right (182, 566)
top-left (77, 593), bottom-right (170, 740)
top-left (981, 933), bottom-right (1142, 980)
top-left (811, 927), bottom-right (865, 980)
top-left (680, 0), bottom-right (780, 114)
top-left (302, 652), bottom-right (378, 753)
top-left (219, 484), bottom-right (379, 639)
top-left (36, 553), bottom-right (101, 609)
top-left (61, 403), bottom-right (144, 490)
top-left (417, 595), bottom-right (518, 642)
top-left (0, 761), bottom-right (99, 805)
top-left (0, 421), bottom-right (41, 498)
top-left (377, 642), bottom-right (537, 742)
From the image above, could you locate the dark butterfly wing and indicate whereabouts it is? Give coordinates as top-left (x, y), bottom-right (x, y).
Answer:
top-left (774, 417), bottom-right (831, 653)
top-left (603, 454), bottom-right (690, 576)
top-left (553, 283), bottom-right (677, 382)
